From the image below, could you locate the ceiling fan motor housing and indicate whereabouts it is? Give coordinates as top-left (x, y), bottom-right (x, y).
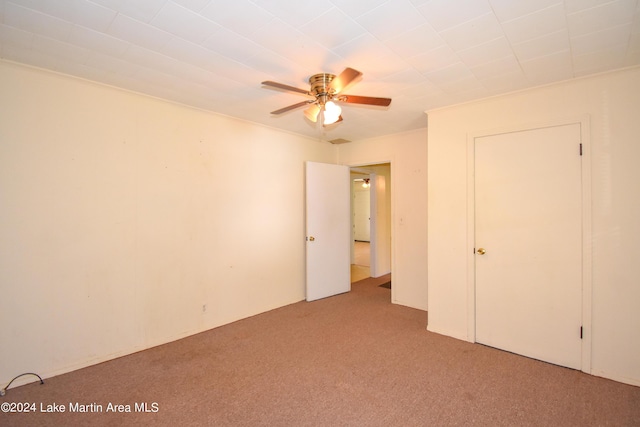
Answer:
top-left (309, 73), bottom-right (336, 105)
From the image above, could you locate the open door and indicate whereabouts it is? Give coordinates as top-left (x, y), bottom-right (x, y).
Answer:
top-left (370, 173), bottom-right (390, 278)
top-left (306, 161), bottom-right (351, 301)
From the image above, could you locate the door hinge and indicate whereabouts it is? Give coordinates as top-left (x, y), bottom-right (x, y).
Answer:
top-left (580, 326), bottom-right (583, 339)
top-left (579, 143), bottom-right (583, 156)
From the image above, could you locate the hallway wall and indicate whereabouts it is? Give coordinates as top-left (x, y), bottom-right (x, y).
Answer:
top-left (338, 129), bottom-right (428, 310)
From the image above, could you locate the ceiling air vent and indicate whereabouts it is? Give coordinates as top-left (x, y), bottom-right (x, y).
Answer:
top-left (329, 138), bottom-right (351, 144)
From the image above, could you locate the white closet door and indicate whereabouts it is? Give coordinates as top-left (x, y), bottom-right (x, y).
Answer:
top-left (475, 124), bottom-right (583, 369)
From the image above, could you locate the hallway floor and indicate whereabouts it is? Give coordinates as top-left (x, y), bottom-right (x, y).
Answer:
top-left (351, 241), bottom-right (370, 283)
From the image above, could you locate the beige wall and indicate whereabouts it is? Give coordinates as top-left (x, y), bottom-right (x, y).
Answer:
top-left (0, 61), bottom-right (336, 385)
top-left (427, 66), bottom-right (640, 386)
top-left (338, 129), bottom-right (429, 310)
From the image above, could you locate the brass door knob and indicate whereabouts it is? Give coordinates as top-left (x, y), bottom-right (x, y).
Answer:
top-left (309, 236), bottom-right (315, 241)
top-left (477, 248), bottom-right (486, 255)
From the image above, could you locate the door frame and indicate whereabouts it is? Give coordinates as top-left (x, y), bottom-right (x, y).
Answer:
top-left (349, 161), bottom-right (393, 287)
top-left (465, 116), bottom-right (592, 374)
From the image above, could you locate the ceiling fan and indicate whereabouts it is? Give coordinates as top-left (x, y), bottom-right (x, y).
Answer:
top-left (262, 67), bottom-right (392, 126)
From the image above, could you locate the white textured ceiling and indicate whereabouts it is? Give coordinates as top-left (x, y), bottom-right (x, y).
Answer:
top-left (1, 0), bottom-right (639, 142)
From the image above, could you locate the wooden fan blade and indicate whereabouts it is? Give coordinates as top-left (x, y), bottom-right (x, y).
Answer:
top-left (328, 68), bottom-right (362, 94)
top-left (338, 95), bottom-right (392, 107)
top-left (262, 81), bottom-right (311, 95)
top-left (270, 100), bottom-right (315, 115)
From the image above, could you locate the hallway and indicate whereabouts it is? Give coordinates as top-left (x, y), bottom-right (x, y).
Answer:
top-left (351, 241), bottom-right (370, 283)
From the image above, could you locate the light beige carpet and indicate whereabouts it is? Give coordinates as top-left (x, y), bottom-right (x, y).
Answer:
top-left (2, 274), bottom-right (639, 426)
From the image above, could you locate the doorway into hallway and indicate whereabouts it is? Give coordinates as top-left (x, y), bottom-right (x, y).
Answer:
top-left (350, 163), bottom-right (391, 284)
top-left (351, 241), bottom-right (370, 283)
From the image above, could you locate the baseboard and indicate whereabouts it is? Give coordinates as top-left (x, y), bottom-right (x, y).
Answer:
top-left (590, 369), bottom-right (640, 387)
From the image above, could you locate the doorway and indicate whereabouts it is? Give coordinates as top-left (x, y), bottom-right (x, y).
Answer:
top-left (351, 175), bottom-right (371, 282)
top-left (350, 163), bottom-right (391, 284)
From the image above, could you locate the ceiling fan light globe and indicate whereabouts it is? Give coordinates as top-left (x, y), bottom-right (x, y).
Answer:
top-left (323, 101), bottom-right (341, 124)
top-left (323, 114), bottom-right (340, 125)
top-left (324, 101), bottom-right (341, 116)
top-left (304, 104), bottom-right (321, 122)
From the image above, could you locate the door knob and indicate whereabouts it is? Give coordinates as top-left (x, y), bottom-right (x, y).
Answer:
top-left (477, 248), bottom-right (486, 255)
top-left (309, 236), bottom-right (315, 241)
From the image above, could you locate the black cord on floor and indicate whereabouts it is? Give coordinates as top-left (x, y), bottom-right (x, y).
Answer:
top-left (1, 373), bottom-right (44, 397)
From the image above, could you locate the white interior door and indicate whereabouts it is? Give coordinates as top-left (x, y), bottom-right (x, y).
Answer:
top-left (475, 124), bottom-right (583, 369)
top-left (353, 179), bottom-right (371, 242)
top-left (370, 174), bottom-right (390, 277)
top-left (306, 161), bottom-right (351, 302)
